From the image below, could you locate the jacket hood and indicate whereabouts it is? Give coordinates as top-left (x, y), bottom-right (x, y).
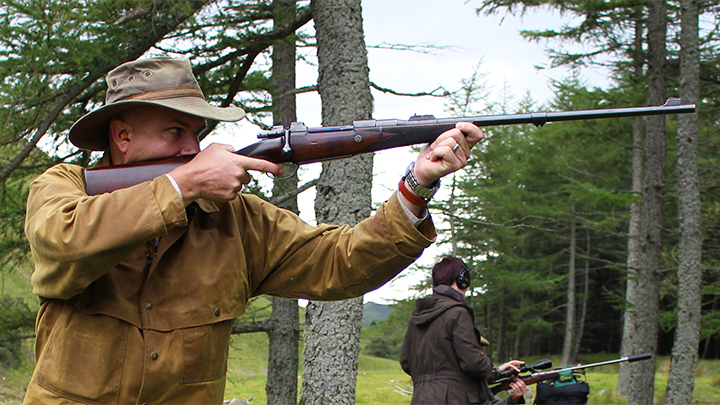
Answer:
top-left (410, 287), bottom-right (469, 326)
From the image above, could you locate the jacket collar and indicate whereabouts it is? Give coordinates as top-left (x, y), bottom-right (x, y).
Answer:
top-left (433, 284), bottom-right (466, 303)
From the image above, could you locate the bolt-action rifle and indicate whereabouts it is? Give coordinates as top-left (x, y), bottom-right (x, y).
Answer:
top-left (84, 99), bottom-right (695, 195)
top-left (489, 352), bottom-right (652, 394)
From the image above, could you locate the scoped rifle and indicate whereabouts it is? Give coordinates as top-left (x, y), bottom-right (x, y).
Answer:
top-left (84, 99), bottom-right (695, 195)
top-left (489, 352), bottom-right (652, 394)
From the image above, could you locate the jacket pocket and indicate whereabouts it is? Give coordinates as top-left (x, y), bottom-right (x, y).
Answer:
top-left (36, 310), bottom-right (128, 404)
top-left (181, 320), bottom-right (232, 384)
top-left (465, 391), bottom-right (482, 404)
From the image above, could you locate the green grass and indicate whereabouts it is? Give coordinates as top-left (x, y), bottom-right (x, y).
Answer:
top-left (355, 358), bottom-right (412, 404)
top-left (0, 340), bottom-right (34, 405)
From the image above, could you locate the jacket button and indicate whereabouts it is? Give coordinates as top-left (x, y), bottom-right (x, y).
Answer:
top-left (144, 302), bottom-right (153, 310)
top-left (84, 302), bottom-right (93, 310)
top-left (146, 253), bottom-right (152, 260)
top-left (214, 308), bottom-right (221, 317)
top-left (151, 352), bottom-right (158, 361)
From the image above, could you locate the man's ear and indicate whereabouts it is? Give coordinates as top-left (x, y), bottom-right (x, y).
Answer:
top-left (109, 119), bottom-right (131, 153)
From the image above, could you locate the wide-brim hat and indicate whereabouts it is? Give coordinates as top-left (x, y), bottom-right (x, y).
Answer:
top-left (69, 57), bottom-right (245, 151)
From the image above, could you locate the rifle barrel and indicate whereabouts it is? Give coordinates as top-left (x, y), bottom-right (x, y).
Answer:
top-left (531, 352), bottom-right (653, 378)
top-left (457, 98), bottom-right (695, 128)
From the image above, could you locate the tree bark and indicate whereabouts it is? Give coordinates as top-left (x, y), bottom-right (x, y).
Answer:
top-left (571, 229), bottom-right (590, 362)
top-left (265, 298), bottom-right (300, 404)
top-left (299, 0), bottom-right (373, 403)
top-left (265, 2), bottom-right (301, 403)
top-left (626, 1), bottom-right (666, 403)
top-left (562, 210), bottom-right (577, 365)
top-left (618, 6), bottom-right (645, 394)
top-left (664, 0), bottom-right (702, 403)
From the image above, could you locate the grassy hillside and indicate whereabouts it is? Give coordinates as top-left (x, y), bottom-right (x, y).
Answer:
top-left (362, 301), bottom-right (394, 327)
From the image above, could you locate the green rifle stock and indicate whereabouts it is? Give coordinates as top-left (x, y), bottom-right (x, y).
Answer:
top-left (489, 352), bottom-right (653, 394)
top-left (84, 99), bottom-right (695, 195)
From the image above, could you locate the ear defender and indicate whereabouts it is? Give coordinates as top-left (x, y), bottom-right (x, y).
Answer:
top-left (456, 264), bottom-right (472, 290)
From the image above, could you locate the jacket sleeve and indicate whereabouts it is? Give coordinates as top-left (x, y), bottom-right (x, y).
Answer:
top-left (247, 192), bottom-right (437, 300)
top-left (25, 164), bottom-right (188, 299)
top-left (450, 308), bottom-right (494, 379)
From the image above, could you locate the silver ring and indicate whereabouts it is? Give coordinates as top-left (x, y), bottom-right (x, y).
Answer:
top-left (452, 143), bottom-right (460, 153)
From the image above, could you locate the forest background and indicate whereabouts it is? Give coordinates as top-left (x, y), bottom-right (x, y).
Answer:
top-left (0, 0), bottom-right (719, 404)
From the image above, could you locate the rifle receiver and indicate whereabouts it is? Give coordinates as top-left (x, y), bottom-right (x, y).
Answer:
top-left (498, 358), bottom-right (553, 378)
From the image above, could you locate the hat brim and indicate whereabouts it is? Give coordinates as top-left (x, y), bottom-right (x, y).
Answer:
top-left (69, 97), bottom-right (245, 151)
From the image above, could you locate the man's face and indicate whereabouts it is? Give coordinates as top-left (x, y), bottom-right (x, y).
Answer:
top-left (113, 105), bottom-right (207, 164)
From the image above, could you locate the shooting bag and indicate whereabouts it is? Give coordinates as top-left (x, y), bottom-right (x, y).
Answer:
top-left (534, 368), bottom-right (589, 405)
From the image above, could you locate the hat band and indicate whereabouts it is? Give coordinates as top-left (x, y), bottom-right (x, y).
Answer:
top-left (117, 87), bottom-right (205, 102)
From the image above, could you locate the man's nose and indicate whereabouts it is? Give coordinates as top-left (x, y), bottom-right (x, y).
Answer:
top-left (179, 138), bottom-right (201, 155)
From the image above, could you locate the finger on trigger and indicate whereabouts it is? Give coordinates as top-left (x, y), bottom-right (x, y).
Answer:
top-left (258, 160), bottom-right (284, 176)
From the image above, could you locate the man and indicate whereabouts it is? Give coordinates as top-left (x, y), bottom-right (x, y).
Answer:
top-left (23, 57), bottom-right (483, 404)
top-left (400, 256), bottom-right (527, 404)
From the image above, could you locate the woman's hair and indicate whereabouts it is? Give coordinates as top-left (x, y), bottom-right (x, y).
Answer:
top-left (431, 256), bottom-right (466, 287)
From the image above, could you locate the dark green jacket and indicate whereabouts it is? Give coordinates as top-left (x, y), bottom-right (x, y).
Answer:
top-left (400, 286), bottom-right (518, 405)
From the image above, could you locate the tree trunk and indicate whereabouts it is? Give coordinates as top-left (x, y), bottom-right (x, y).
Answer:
top-left (299, 0), bottom-right (373, 403)
top-left (265, 298), bottom-right (300, 404)
top-left (448, 174), bottom-right (459, 256)
top-left (618, 7), bottom-right (646, 394)
top-left (562, 211), bottom-right (577, 365)
top-left (626, 1), bottom-right (666, 403)
top-left (265, 2), bottom-right (301, 403)
top-left (571, 229), bottom-right (590, 362)
top-left (494, 302), bottom-right (506, 363)
top-left (664, 0), bottom-right (701, 403)
top-left (486, 301), bottom-right (494, 358)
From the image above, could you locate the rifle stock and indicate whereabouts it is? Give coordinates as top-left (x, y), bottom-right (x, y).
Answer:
top-left (489, 352), bottom-right (652, 395)
top-left (84, 99), bottom-right (695, 195)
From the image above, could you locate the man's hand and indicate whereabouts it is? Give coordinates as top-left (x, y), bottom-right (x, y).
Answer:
top-left (509, 379), bottom-right (527, 403)
top-left (498, 360), bottom-right (525, 374)
top-left (168, 143), bottom-right (284, 204)
top-left (413, 122), bottom-right (484, 186)
top-left (398, 122), bottom-right (483, 215)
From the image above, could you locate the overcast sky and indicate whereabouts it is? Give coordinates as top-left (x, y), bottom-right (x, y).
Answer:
top-left (202, 0), bottom-right (613, 304)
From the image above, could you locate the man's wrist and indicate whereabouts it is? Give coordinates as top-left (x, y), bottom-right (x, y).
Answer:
top-left (165, 174), bottom-right (183, 200)
top-left (398, 179), bottom-right (428, 206)
top-left (396, 192), bottom-right (428, 228)
top-left (403, 163), bottom-right (440, 202)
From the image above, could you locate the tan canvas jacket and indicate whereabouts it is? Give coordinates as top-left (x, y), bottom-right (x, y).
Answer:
top-left (23, 162), bottom-right (436, 405)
